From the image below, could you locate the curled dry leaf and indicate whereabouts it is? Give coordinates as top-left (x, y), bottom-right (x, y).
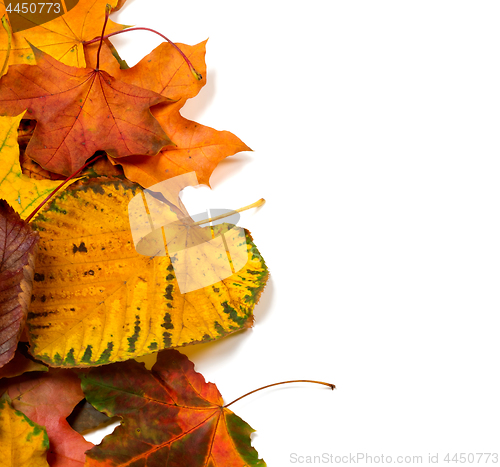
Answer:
top-left (0, 342), bottom-right (47, 379)
top-left (78, 153), bottom-right (126, 179)
top-left (81, 349), bottom-right (266, 466)
top-left (19, 152), bottom-right (66, 182)
top-left (28, 179), bottom-right (268, 367)
top-left (0, 199), bottom-right (38, 368)
top-left (0, 367), bottom-right (93, 466)
top-left (0, 45), bottom-right (173, 176)
top-left (66, 399), bottom-right (115, 435)
top-left (0, 393), bottom-right (50, 467)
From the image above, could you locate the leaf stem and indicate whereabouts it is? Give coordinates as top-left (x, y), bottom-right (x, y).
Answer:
top-left (25, 154), bottom-right (103, 223)
top-left (95, 4), bottom-right (112, 70)
top-left (84, 27), bottom-right (202, 80)
top-left (223, 380), bottom-right (335, 409)
top-left (190, 198), bottom-right (265, 227)
top-left (0, 15), bottom-right (12, 77)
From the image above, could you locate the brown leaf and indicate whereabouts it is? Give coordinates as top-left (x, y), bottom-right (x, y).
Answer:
top-left (66, 399), bottom-right (115, 434)
top-left (20, 153), bottom-right (66, 181)
top-left (17, 118), bottom-right (35, 151)
top-left (0, 200), bottom-right (38, 368)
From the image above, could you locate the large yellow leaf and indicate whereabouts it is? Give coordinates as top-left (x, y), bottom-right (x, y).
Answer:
top-left (28, 180), bottom-right (268, 367)
top-left (0, 113), bottom-right (78, 219)
top-left (0, 394), bottom-right (50, 467)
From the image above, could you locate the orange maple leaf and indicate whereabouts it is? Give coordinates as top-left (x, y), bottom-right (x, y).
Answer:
top-left (87, 40), bottom-right (251, 187)
top-left (0, 44), bottom-right (173, 175)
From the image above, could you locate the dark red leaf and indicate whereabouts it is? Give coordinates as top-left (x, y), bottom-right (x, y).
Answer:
top-left (0, 200), bottom-right (38, 368)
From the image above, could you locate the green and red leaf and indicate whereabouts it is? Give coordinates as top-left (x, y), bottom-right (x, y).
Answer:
top-left (81, 349), bottom-right (266, 466)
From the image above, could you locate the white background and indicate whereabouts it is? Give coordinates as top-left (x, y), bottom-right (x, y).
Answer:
top-left (86, 1), bottom-right (500, 465)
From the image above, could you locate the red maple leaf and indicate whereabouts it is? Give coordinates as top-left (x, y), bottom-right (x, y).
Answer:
top-left (0, 45), bottom-right (173, 175)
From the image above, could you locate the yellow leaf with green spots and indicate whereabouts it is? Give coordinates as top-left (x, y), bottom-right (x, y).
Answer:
top-left (0, 394), bottom-right (50, 467)
top-left (0, 113), bottom-right (77, 219)
top-left (28, 179), bottom-right (268, 367)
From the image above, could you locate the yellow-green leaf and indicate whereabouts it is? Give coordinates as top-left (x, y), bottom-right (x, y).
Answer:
top-left (28, 179), bottom-right (268, 367)
top-left (0, 394), bottom-right (49, 467)
top-left (0, 113), bottom-right (77, 219)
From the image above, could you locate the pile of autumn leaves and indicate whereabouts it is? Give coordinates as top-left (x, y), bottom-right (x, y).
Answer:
top-left (0, 0), bottom-right (268, 465)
